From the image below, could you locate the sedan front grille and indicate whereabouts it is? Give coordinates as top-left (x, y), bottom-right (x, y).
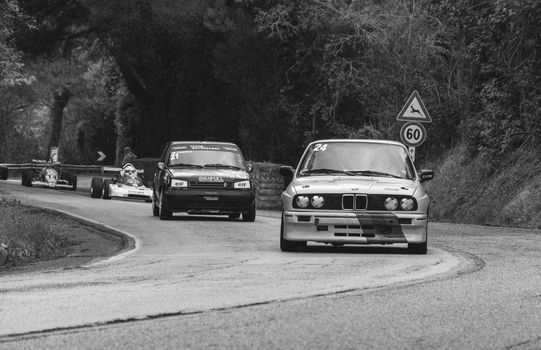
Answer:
top-left (189, 181), bottom-right (231, 189)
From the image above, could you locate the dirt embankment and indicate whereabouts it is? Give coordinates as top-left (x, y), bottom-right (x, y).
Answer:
top-left (425, 143), bottom-right (541, 229)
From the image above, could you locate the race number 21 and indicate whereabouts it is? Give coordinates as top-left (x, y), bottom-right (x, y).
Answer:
top-left (400, 122), bottom-right (426, 147)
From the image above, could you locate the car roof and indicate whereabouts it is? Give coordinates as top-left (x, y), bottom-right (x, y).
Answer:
top-left (308, 139), bottom-right (406, 147)
top-left (169, 141), bottom-right (239, 147)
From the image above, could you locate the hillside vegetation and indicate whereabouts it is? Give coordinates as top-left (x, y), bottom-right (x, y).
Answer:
top-left (426, 143), bottom-right (541, 229)
top-left (0, 0), bottom-right (539, 228)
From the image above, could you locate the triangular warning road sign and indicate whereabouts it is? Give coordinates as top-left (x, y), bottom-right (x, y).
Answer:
top-left (396, 90), bottom-right (432, 123)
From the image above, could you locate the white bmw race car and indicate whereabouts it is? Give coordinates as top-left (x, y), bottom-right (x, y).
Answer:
top-left (90, 163), bottom-right (152, 201)
top-left (279, 139), bottom-right (434, 254)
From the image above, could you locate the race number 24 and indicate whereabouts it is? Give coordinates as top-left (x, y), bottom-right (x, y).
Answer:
top-left (400, 122), bottom-right (426, 147)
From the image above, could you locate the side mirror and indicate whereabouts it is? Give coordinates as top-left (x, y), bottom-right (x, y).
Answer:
top-left (157, 162), bottom-right (165, 171)
top-left (245, 161), bottom-right (254, 173)
top-left (418, 169), bottom-right (434, 183)
top-left (280, 165), bottom-right (295, 190)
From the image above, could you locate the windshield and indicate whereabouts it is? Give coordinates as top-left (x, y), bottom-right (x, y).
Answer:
top-left (168, 144), bottom-right (246, 169)
top-left (298, 142), bottom-right (415, 179)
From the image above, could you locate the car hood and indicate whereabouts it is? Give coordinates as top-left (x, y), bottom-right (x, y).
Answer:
top-left (291, 176), bottom-right (417, 196)
top-left (168, 168), bottom-right (249, 180)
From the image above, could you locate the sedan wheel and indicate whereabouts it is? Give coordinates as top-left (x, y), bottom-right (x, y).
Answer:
top-left (152, 191), bottom-right (159, 217)
top-left (280, 212), bottom-right (306, 252)
top-left (159, 190), bottom-right (172, 220)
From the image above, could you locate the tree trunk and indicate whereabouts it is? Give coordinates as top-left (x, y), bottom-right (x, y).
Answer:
top-left (45, 86), bottom-right (72, 160)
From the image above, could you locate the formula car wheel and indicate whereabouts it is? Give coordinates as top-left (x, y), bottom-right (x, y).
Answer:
top-left (280, 212), bottom-right (306, 252)
top-left (242, 203), bottom-right (256, 222)
top-left (102, 180), bottom-right (112, 199)
top-left (22, 170), bottom-right (33, 187)
top-left (90, 177), bottom-right (103, 198)
top-left (70, 174), bottom-right (77, 191)
top-left (159, 189), bottom-right (172, 220)
top-left (0, 166), bottom-right (8, 180)
top-left (152, 192), bottom-right (159, 217)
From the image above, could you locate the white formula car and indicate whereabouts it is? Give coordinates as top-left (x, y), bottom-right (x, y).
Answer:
top-left (90, 163), bottom-right (152, 201)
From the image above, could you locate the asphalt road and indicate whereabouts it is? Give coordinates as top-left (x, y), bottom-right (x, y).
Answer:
top-left (0, 178), bottom-right (539, 349)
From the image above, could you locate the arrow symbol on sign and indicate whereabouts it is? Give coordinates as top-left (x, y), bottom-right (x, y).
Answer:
top-left (97, 151), bottom-right (106, 162)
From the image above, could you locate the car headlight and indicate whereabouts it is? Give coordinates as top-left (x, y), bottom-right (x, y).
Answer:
top-left (234, 180), bottom-right (251, 189)
top-left (311, 195), bottom-right (325, 208)
top-left (384, 197), bottom-right (399, 210)
top-left (170, 179), bottom-right (188, 188)
top-left (400, 197), bottom-right (415, 211)
top-left (295, 195), bottom-right (310, 208)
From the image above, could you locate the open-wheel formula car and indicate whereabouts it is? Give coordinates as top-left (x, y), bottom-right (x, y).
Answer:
top-left (21, 160), bottom-right (77, 190)
top-left (90, 163), bottom-right (152, 201)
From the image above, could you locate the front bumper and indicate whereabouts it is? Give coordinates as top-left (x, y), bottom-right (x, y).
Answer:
top-left (110, 186), bottom-right (152, 200)
top-left (164, 188), bottom-right (255, 214)
top-left (283, 210), bottom-right (427, 245)
top-left (32, 180), bottom-right (73, 189)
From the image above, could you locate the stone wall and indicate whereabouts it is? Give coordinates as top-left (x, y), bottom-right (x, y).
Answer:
top-left (251, 162), bottom-right (285, 210)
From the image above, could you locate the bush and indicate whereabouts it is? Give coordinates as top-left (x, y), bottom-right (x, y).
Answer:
top-left (0, 198), bottom-right (72, 265)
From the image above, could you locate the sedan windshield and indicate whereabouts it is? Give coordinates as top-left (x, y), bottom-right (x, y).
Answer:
top-left (298, 142), bottom-right (415, 179)
top-left (169, 149), bottom-right (245, 169)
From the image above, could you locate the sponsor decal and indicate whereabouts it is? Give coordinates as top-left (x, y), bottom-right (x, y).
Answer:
top-left (190, 145), bottom-right (220, 150)
top-left (199, 176), bottom-right (224, 182)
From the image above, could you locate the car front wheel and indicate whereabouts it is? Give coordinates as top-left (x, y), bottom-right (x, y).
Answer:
top-left (90, 177), bottom-right (103, 198)
top-left (102, 180), bottom-right (112, 199)
top-left (159, 189), bottom-right (172, 220)
top-left (242, 203), bottom-right (256, 222)
top-left (280, 212), bottom-right (306, 252)
top-left (152, 191), bottom-right (159, 217)
top-left (408, 241), bottom-right (427, 254)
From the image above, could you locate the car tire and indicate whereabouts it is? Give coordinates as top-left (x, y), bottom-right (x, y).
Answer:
top-left (280, 212), bottom-right (306, 252)
top-left (0, 166), bottom-right (8, 180)
top-left (159, 189), bottom-right (172, 220)
top-left (90, 177), bottom-right (103, 198)
top-left (102, 180), bottom-right (112, 199)
top-left (242, 204), bottom-right (256, 222)
top-left (229, 213), bottom-right (240, 220)
top-left (70, 174), bottom-right (78, 191)
top-left (22, 170), bottom-right (33, 187)
top-left (152, 191), bottom-right (160, 217)
top-left (408, 241), bottom-right (427, 254)
top-left (409, 213), bottom-right (428, 254)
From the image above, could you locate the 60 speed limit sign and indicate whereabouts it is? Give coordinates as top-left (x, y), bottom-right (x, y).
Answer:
top-left (400, 122), bottom-right (426, 147)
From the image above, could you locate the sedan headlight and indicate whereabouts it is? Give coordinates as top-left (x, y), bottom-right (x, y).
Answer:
top-left (384, 197), bottom-right (399, 211)
top-left (170, 179), bottom-right (188, 188)
top-left (234, 180), bottom-right (251, 189)
top-left (311, 195), bottom-right (325, 208)
top-left (400, 197), bottom-right (415, 211)
top-left (295, 195), bottom-right (310, 208)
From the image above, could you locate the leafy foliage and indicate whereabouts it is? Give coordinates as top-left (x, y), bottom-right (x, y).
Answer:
top-left (1, 0), bottom-right (540, 167)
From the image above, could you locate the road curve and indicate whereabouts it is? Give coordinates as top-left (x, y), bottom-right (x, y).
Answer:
top-left (0, 178), bottom-right (469, 338)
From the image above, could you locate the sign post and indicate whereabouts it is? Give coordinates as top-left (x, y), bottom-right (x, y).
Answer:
top-left (49, 147), bottom-right (59, 163)
top-left (396, 90), bottom-right (432, 161)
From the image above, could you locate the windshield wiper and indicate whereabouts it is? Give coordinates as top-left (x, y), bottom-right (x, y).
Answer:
top-left (203, 164), bottom-right (243, 170)
top-left (348, 170), bottom-right (403, 178)
top-left (169, 163), bottom-right (203, 168)
top-left (300, 168), bottom-right (354, 176)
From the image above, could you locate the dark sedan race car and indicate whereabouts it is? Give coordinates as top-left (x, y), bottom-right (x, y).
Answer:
top-left (279, 139), bottom-right (434, 254)
top-left (152, 141), bottom-right (256, 221)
